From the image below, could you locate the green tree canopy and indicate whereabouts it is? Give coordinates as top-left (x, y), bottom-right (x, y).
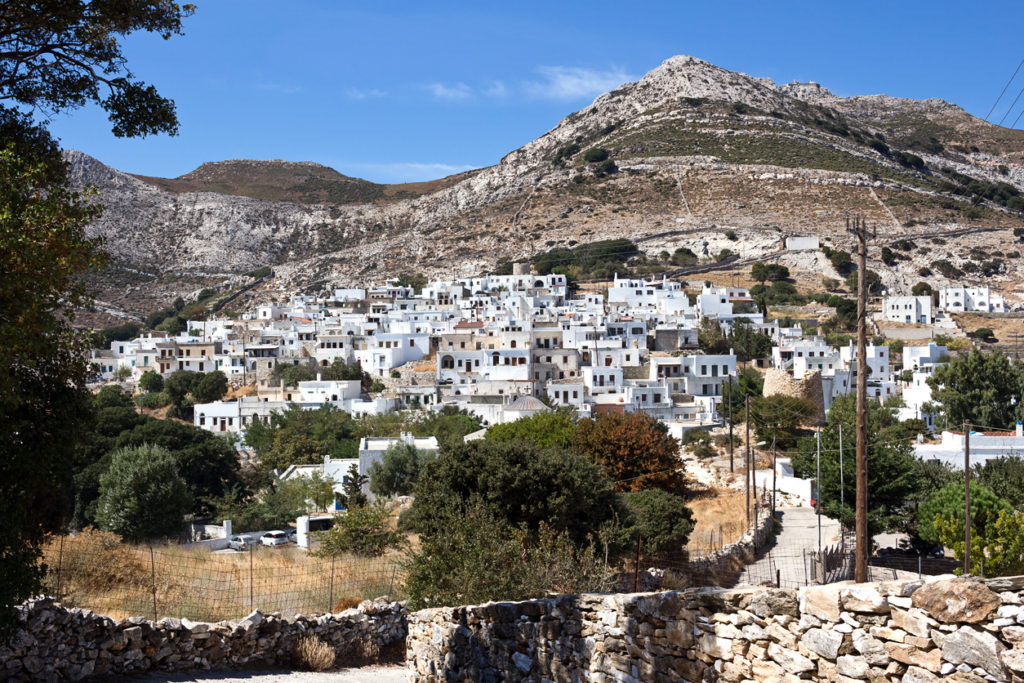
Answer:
top-left (95, 444), bottom-right (191, 542)
top-left (313, 503), bottom-right (403, 558)
top-left (698, 317), bottom-right (729, 354)
top-left (248, 405), bottom-right (358, 476)
top-left (484, 408), bottom-right (577, 450)
top-left (748, 394), bottom-right (816, 450)
top-left (729, 318), bottom-right (772, 361)
top-left (927, 349), bottom-right (1024, 429)
top-left (973, 456), bottom-right (1024, 511)
top-left (138, 369), bottom-right (164, 394)
top-left (620, 489), bottom-right (694, 556)
top-left (918, 481), bottom-right (1011, 546)
top-left (192, 369), bottom-right (227, 403)
top-left (792, 395), bottom-right (922, 536)
top-left (408, 439), bottom-right (619, 545)
top-left (368, 443), bottom-right (435, 498)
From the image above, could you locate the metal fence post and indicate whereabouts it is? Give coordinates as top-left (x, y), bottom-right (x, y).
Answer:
top-left (149, 545), bottom-right (158, 622)
top-left (328, 555), bottom-right (335, 612)
top-left (249, 543), bottom-right (254, 611)
top-left (55, 534), bottom-right (65, 603)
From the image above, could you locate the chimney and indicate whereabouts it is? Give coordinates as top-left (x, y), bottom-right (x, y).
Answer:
top-left (316, 372), bottom-right (322, 381)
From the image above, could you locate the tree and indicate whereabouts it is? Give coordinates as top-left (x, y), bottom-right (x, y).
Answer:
top-left (484, 409), bottom-right (576, 450)
top-left (573, 412), bottom-right (687, 494)
top-left (313, 503), bottom-right (403, 558)
top-left (94, 444), bottom-right (191, 542)
top-left (138, 370), bottom-right (163, 394)
top-left (928, 349), bottom-right (1024, 429)
top-left (936, 509), bottom-right (1024, 577)
top-left (918, 481), bottom-right (1011, 547)
top-left (272, 362), bottom-right (316, 387)
top-left (583, 148), bottom-right (608, 162)
top-left (407, 439), bottom-right (619, 545)
top-left (164, 369), bottom-right (198, 407)
top-left (698, 317), bottom-right (730, 354)
top-left (620, 490), bottom-right (694, 556)
top-left (728, 319), bottom-right (772, 361)
top-left (748, 394), bottom-right (816, 450)
top-left (192, 370), bottom-right (227, 403)
top-left (341, 463), bottom-right (368, 508)
top-left (368, 443), bottom-right (435, 498)
top-left (792, 396), bottom-right (925, 536)
top-left (974, 456), bottom-right (1024, 511)
top-left (0, 0), bottom-right (190, 627)
top-left (911, 281), bottom-right (933, 297)
top-left (115, 417), bottom-right (240, 516)
top-left (973, 328), bottom-right (995, 342)
top-left (723, 367), bottom-right (764, 423)
top-left (252, 405), bottom-right (358, 476)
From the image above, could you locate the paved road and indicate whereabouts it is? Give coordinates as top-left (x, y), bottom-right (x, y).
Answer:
top-left (735, 507), bottom-right (842, 589)
top-left (130, 665), bottom-right (408, 682)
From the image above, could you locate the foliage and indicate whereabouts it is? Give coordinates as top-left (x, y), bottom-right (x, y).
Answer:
top-left (0, 0), bottom-right (190, 629)
top-left (750, 262), bottom-right (790, 283)
top-left (927, 349), bottom-right (1024, 429)
top-left (671, 247), bottom-right (697, 266)
top-left (911, 282), bottom-right (933, 297)
top-left (722, 367), bottom-right (764, 423)
top-left (532, 238), bottom-right (639, 279)
top-left (191, 370), bottom-right (227, 403)
top-left (95, 444), bottom-right (191, 542)
top-left (404, 502), bottom-right (612, 609)
top-left (845, 269), bottom-right (881, 294)
top-left (934, 509), bottom-right (1024, 577)
top-left (135, 391), bottom-right (171, 409)
top-left (973, 456), bottom-right (1024, 511)
top-left (368, 443), bottom-right (436, 498)
top-left (314, 503), bottom-right (403, 558)
top-left (747, 394), bottom-right (816, 450)
top-left (341, 463), bottom-right (368, 508)
top-left (620, 490), bottom-right (694, 556)
top-left (407, 439), bottom-right (619, 545)
top-left (919, 481), bottom-right (1011, 546)
top-left (972, 328), bottom-right (995, 341)
top-left (583, 147), bottom-right (609, 163)
top-left (93, 321), bottom-right (143, 348)
top-left (697, 317), bottom-right (729, 354)
top-left (138, 370), bottom-right (164, 393)
top-left (573, 412), bottom-right (687, 494)
top-left (246, 405), bottom-right (358, 476)
top-left (272, 363), bottom-right (316, 386)
top-left (793, 396), bottom-right (922, 536)
top-left (394, 273), bottom-right (428, 293)
top-left (729, 318), bottom-right (772, 361)
top-left (484, 408), bottom-right (577, 450)
top-left (247, 266), bottom-right (272, 279)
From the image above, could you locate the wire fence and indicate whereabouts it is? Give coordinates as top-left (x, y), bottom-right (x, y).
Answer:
top-left (39, 530), bottom-right (404, 623)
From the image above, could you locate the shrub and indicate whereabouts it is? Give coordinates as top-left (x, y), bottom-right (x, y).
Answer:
top-left (389, 369), bottom-right (400, 378)
top-left (973, 328), bottom-right (995, 341)
top-left (293, 635), bottom-right (336, 672)
top-left (313, 503), bottom-right (403, 558)
top-left (247, 266), bottom-right (272, 279)
top-left (95, 444), bottom-right (191, 542)
top-left (725, 230), bottom-right (737, 241)
top-left (583, 147), bottom-right (609, 163)
top-left (135, 392), bottom-right (171, 409)
top-left (621, 490), bottom-right (694, 556)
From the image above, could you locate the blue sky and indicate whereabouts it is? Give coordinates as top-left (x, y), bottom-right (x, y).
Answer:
top-left (46, 1), bottom-right (1024, 183)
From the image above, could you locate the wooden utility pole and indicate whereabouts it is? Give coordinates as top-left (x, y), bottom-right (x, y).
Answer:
top-left (964, 422), bottom-right (972, 575)
top-left (728, 376), bottom-right (735, 473)
top-left (745, 394), bottom-right (751, 527)
top-left (848, 214), bottom-right (874, 583)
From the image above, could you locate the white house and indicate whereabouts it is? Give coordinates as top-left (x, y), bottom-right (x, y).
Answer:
top-left (915, 424), bottom-right (1024, 467)
top-left (939, 286), bottom-right (1006, 313)
top-left (883, 296), bottom-right (933, 325)
top-left (276, 455), bottom-right (360, 511)
top-left (357, 433), bottom-right (439, 498)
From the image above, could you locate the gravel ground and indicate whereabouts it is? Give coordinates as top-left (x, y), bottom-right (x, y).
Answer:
top-left (127, 665), bottom-right (408, 682)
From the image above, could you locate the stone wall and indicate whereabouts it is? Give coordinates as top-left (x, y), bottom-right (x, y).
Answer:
top-left (406, 575), bottom-right (1024, 681)
top-left (762, 367), bottom-right (826, 426)
top-left (685, 493), bottom-right (775, 587)
top-left (1, 597), bottom-right (406, 680)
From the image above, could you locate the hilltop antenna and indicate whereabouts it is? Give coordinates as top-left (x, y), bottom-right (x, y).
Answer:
top-left (846, 213), bottom-right (874, 583)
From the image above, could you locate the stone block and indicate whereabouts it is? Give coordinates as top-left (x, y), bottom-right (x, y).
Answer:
top-left (940, 625), bottom-right (1007, 680)
top-left (890, 608), bottom-right (932, 638)
top-left (801, 627), bottom-right (843, 659)
top-left (839, 585), bottom-right (889, 614)
top-left (911, 578), bottom-right (1002, 624)
top-left (836, 654), bottom-right (870, 679)
top-left (767, 642), bottom-right (815, 675)
top-left (801, 584), bottom-right (846, 623)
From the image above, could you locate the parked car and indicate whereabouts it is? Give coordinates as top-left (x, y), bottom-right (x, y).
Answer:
top-left (260, 530), bottom-right (289, 547)
top-left (228, 534), bottom-right (255, 551)
top-left (287, 529), bottom-right (298, 544)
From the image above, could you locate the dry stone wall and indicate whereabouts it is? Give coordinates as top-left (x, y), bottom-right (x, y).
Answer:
top-left (0, 597), bottom-right (406, 681)
top-left (762, 368), bottom-right (826, 426)
top-left (406, 575), bottom-right (1024, 682)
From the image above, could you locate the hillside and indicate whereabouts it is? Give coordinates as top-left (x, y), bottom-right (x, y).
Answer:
top-left (68, 55), bottom-right (1024, 322)
top-left (132, 159), bottom-right (478, 205)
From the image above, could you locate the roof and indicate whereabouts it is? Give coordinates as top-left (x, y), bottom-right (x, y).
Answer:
top-left (506, 395), bottom-right (546, 412)
top-left (454, 321), bottom-right (484, 329)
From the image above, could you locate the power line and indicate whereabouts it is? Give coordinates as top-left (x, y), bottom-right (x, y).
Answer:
top-left (998, 81), bottom-right (1024, 127)
top-left (985, 57), bottom-right (1024, 121)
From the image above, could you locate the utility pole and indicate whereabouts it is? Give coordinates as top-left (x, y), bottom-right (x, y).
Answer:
top-left (771, 435), bottom-right (777, 517)
top-left (848, 214), bottom-right (875, 583)
top-left (839, 423), bottom-right (845, 553)
top-left (728, 376), bottom-right (734, 473)
top-left (964, 422), bottom-right (972, 575)
top-left (745, 394), bottom-right (751, 527)
top-left (816, 427), bottom-right (822, 557)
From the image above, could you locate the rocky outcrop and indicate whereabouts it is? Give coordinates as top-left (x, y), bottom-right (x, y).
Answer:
top-left (0, 597), bottom-right (406, 680)
top-left (406, 575), bottom-right (1024, 682)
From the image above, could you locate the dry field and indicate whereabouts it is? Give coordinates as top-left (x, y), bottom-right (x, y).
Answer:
top-left (686, 490), bottom-right (749, 557)
top-left (41, 529), bottom-right (404, 622)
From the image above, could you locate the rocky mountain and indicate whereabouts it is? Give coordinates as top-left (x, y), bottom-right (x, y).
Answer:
top-left (70, 55), bottom-right (1024, 321)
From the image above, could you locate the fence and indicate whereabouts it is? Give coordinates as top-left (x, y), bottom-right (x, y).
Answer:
top-left (40, 530), bottom-right (404, 623)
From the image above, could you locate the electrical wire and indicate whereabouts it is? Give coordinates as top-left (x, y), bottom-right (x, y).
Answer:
top-left (998, 81), bottom-right (1024, 127)
top-left (985, 57), bottom-right (1024, 121)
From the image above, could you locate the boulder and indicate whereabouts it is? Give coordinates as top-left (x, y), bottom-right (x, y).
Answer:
top-left (836, 654), bottom-right (870, 679)
top-left (840, 585), bottom-right (889, 613)
top-left (801, 584), bottom-right (846, 622)
top-left (940, 625), bottom-right (1007, 680)
top-left (801, 627), bottom-right (843, 659)
top-left (911, 578), bottom-right (1001, 624)
top-left (767, 642), bottom-right (815, 675)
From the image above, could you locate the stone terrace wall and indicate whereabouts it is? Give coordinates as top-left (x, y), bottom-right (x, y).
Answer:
top-left (406, 575), bottom-right (1024, 681)
top-left (1, 597), bottom-right (406, 680)
top-left (685, 493), bottom-right (775, 587)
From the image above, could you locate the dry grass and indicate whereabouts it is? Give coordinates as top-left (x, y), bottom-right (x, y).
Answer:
top-left (686, 491), bottom-right (749, 557)
top-left (293, 635), bottom-right (336, 672)
top-left (41, 529), bottom-right (404, 622)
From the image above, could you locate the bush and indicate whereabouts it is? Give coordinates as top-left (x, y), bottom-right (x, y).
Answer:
top-left (973, 328), bottom-right (995, 341)
top-left (247, 266), bottom-right (272, 279)
top-left (917, 481), bottom-right (1010, 546)
top-left (368, 443), bottom-right (436, 498)
top-left (621, 490), bottom-right (694, 556)
top-left (135, 392), bottom-right (171, 409)
top-left (293, 635), bottom-right (336, 672)
top-left (583, 147), bottom-right (609, 163)
top-left (137, 369), bottom-right (163, 394)
top-left (389, 369), bottom-right (400, 378)
top-left (95, 444), bottom-right (191, 542)
top-left (313, 503), bottom-right (403, 557)
top-left (725, 230), bottom-right (737, 241)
